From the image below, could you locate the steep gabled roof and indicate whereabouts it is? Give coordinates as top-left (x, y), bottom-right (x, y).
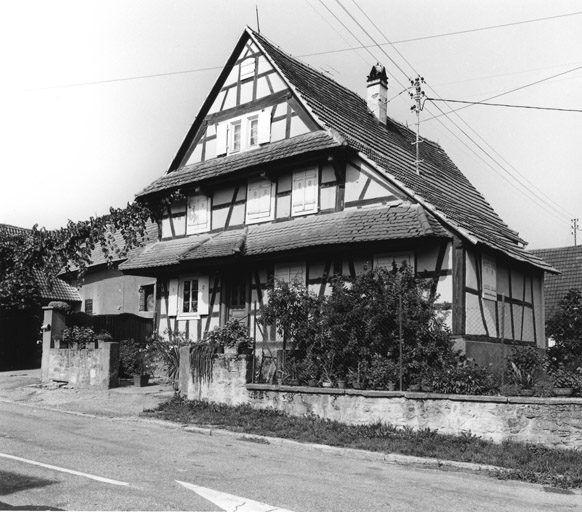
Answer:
top-left (531, 245), bottom-right (582, 317)
top-left (120, 203), bottom-right (448, 271)
top-left (245, 28), bottom-right (553, 273)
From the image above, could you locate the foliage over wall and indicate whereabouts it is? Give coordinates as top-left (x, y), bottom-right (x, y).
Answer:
top-left (0, 202), bottom-right (153, 311)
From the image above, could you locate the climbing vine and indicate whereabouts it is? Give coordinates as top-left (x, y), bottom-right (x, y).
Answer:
top-left (0, 202), bottom-right (154, 311)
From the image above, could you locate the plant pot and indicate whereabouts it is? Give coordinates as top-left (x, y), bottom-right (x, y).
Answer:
top-left (519, 388), bottom-right (534, 396)
top-left (408, 383), bottom-right (421, 392)
top-left (387, 382), bottom-right (396, 392)
top-left (134, 374), bottom-right (150, 387)
top-left (553, 387), bottom-right (574, 397)
top-left (308, 379), bottom-right (318, 387)
top-left (337, 380), bottom-right (346, 389)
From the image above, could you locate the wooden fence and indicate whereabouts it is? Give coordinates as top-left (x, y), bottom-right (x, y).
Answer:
top-left (67, 312), bottom-right (153, 343)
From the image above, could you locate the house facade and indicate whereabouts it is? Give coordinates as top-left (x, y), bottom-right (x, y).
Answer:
top-left (120, 28), bottom-right (555, 359)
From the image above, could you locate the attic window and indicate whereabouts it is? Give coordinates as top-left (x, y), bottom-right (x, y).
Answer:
top-left (216, 107), bottom-right (272, 157)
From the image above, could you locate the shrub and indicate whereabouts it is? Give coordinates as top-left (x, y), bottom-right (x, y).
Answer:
top-left (432, 361), bottom-right (498, 395)
top-left (367, 355), bottom-right (399, 390)
top-left (506, 345), bottom-right (544, 388)
top-left (119, 338), bottom-right (155, 377)
top-left (149, 330), bottom-right (189, 383)
top-left (204, 319), bottom-right (253, 352)
top-left (59, 326), bottom-right (97, 349)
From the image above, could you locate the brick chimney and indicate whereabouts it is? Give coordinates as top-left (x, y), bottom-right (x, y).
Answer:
top-left (367, 64), bottom-right (388, 124)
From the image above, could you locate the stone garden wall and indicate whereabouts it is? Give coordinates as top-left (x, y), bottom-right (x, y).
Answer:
top-left (179, 348), bottom-right (582, 449)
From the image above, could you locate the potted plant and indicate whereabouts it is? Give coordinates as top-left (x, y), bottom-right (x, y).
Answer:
top-left (204, 319), bottom-right (253, 355)
top-left (368, 355), bottom-right (398, 391)
top-left (510, 362), bottom-right (534, 396)
top-left (348, 361), bottom-right (369, 390)
top-left (550, 365), bottom-right (577, 396)
top-left (120, 338), bottom-right (155, 387)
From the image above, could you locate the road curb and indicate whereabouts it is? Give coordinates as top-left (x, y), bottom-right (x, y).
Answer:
top-left (1, 395), bottom-right (499, 474)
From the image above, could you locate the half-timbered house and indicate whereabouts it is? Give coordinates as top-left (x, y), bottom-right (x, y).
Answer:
top-left (120, 27), bottom-right (555, 365)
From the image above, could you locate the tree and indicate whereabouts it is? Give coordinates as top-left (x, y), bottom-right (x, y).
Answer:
top-left (0, 202), bottom-right (153, 311)
top-left (546, 288), bottom-right (582, 343)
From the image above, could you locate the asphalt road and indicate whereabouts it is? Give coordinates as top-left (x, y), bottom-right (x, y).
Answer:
top-left (0, 402), bottom-right (580, 511)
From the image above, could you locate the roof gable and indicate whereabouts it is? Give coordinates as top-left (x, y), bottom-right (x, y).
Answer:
top-left (168, 29), bottom-right (320, 172)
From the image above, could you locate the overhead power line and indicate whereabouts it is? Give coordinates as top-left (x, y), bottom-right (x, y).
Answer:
top-left (300, 10), bottom-right (582, 58)
top-left (333, 1), bottom-right (576, 225)
top-left (423, 64), bottom-right (582, 121)
top-left (427, 98), bottom-right (582, 113)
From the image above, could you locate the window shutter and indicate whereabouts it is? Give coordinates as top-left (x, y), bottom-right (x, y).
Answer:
top-left (138, 287), bottom-right (145, 311)
top-left (216, 122), bottom-right (227, 155)
top-left (168, 279), bottom-right (179, 316)
top-left (247, 180), bottom-right (272, 219)
top-left (292, 171), bottom-right (306, 210)
top-left (197, 276), bottom-right (209, 315)
top-left (274, 266), bottom-right (290, 283)
top-left (482, 255), bottom-right (497, 299)
top-left (187, 195), bottom-right (209, 233)
top-left (258, 107), bottom-right (272, 144)
top-left (304, 168), bottom-right (317, 210)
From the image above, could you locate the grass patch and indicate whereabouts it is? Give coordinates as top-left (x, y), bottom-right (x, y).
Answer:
top-left (142, 396), bottom-right (582, 489)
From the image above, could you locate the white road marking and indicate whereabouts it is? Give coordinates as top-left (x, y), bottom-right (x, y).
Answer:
top-left (176, 480), bottom-right (295, 512)
top-left (0, 452), bottom-right (129, 486)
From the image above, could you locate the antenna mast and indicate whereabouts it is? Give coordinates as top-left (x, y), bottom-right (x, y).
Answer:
top-left (572, 218), bottom-right (579, 246)
top-left (256, 5), bottom-right (261, 33)
top-left (410, 77), bottom-right (426, 175)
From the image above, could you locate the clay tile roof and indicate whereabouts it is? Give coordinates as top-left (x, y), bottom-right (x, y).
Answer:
top-left (119, 233), bottom-right (212, 271)
top-left (249, 30), bottom-right (554, 273)
top-left (136, 131), bottom-right (341, 199)
top-left (531, 245), bottom-right (582, 318)
top-left (176, 204), bottom-right (449, 262)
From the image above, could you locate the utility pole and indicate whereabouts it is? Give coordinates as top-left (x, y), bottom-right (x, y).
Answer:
top-left (572, 218), bottom-right (579, 246)
top-left (410, 77), bottom-right (426, 175)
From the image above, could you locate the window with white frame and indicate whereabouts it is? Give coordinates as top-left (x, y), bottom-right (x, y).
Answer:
top-left (216, 107), bottom-right (272, 157)
top-left (274, 263), bottom-right (305, 285)
top-left (292, 167), bottom-right (319, 216)
top-left (230, 120), bottom-right (242, 153)
top-left (177, 275), bottom-right (209, 318)
top-left (187, 194), bottom-right (210, 234)
top-left (248, 116), bottom-right (259, 147)
top-left (482, 254), bottom-right (497, 300)
top-left (246, 178), bottom-right (275, 223)
top-left (374, 252), bottom-right (414, 271)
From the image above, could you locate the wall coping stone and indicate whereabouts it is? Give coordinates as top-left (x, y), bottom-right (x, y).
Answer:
top-left (246, 384), bottom-right (582, 406)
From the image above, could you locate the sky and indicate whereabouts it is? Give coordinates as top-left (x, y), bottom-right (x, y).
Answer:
top-left (0, 0), bottom-right (580, 250)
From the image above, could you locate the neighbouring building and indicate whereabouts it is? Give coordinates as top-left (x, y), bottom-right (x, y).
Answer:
top-left (120, 27), bottom-right (555, 365)
top-left (62, 222), bottom-right (159, 320)
top-left (531, 245), bottom-right (582, 320)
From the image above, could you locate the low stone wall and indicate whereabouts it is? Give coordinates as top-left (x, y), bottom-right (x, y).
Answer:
top-left (178, 349), bottom-right (582, 449)
top-left (46, 342), bottom-right (119, 389)
top-left (179, 346), bottom-right (251, 404)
